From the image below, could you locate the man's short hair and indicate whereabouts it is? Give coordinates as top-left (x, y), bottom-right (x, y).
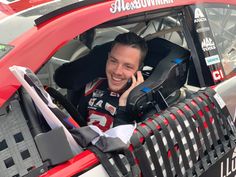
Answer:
top-left (111, 32), bottom-right (148, 65)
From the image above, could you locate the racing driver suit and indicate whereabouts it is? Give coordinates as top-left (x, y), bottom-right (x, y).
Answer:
top-left (77, 77), bottom-right (134, 132)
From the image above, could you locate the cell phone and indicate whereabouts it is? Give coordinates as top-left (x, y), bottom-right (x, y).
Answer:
top-left (126, 77), bottom-right (133, 89)
top-left (125, 63), bottom-right (144, 89)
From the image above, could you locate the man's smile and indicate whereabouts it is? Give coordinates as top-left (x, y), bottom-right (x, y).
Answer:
top-left (111, 75), bottom-right (123, 84)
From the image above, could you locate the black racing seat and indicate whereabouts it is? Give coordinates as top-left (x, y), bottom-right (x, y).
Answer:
top-left (126, 38), bottom-right (190, 115)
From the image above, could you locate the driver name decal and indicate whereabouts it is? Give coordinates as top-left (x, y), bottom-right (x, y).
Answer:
top-left (220, 148), bottom-right (236, 177)
top-left (110, 0), bottom-right (174, 14)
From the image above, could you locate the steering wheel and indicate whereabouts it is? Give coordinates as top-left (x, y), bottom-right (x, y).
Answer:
top-left (45, 86), bottom-right (87, 126)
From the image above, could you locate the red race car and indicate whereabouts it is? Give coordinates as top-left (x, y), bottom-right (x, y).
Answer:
top-left (1, 0), bottom-right (236, 177)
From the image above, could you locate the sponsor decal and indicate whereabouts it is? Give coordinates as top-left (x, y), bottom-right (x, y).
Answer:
top-left (214, 93), bottom-right (226, 109)
top-left (220, 148), bottom-right (236, 177)
top-left (205, 55), bottom-right (221, 66)
top-left (93, 89), bottom-right (104, 98)
top-left (110, 0), bottom-right (174, 14)
top-left (194, 8), bottom-right (207, 23)
top-left (110, 92), bottom-right (120, 97)
top-left (105, 103), bottom-right (117, 115)
top-left (88, 98), bottom-right (116, 116)
top-left (201, 37), bottom-right (216, 52)
top-left (196, 26), bottom-right (210, 33)
top-left (212, 69), bottom-right (224, 82)
top-left (95, 100), bottom-right (103, 108)
top-left (88, 98), bottom-right (97, 107)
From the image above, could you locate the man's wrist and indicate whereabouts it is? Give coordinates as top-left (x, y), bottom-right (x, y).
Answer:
top-left (119, 99), bottom-right (126, 106)
top-left (118, 106), bottom-right (126, 112)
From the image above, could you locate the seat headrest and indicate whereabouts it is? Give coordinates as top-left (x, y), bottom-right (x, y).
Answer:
top-left (145, 37), bottom-right (176, 67)
top-left (54, 42), bottom-right (111, 89)
top-left (126, 39), bottom-right (190, 114)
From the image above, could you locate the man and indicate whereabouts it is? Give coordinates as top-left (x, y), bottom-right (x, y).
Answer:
top-left (55, 32), bottom-right (148, 131)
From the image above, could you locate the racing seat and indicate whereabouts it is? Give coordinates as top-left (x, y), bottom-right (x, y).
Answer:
top-left (127, 38), bottom-right (190, 116)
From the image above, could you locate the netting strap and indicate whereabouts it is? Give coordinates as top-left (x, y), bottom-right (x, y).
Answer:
top-left (88, 146), bottom-right (120, 177)
top-left (169, 107), bottom-right (197, 164)
top-left (154, 115), bottom-right (182, 176)
top-left (137, 124), bottom-right (164, 177)
top-left (130, 132), bottom-right (154, 177)
top-left (145, 119), bottom-right (173, 177)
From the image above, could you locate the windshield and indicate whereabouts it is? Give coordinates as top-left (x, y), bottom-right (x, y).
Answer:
top-left (205, 4), bottom-right (236, 76)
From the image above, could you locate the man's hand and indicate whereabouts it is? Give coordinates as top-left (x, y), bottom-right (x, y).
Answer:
top-left (119, 71), bottom-right (144, 106)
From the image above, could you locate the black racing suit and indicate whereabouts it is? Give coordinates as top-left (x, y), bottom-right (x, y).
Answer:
top-left (77, 78), bottom-right (134, 132)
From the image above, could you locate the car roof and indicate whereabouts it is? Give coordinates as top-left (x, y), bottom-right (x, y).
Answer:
top-left (0, 0), bottom-right (104, 44)
top-left (0, 0), bottom-right (236, 107)
top-left (1, 0), bottom-right (235, 44)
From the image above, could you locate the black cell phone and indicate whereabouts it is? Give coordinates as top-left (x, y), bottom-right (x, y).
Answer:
top-left (125, 63), bottom-right (144, 89)
top-left (126, 77), bottom-right (133, 89)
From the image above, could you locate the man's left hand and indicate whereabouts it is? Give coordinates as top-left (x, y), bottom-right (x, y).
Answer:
top-left (119, 71), bottom-right (144, 106)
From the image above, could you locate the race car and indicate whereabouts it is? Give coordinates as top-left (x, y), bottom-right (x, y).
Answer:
top-left (0, 0), bottom-right (236, 177)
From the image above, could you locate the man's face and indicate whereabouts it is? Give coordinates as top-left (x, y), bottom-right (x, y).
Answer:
top-left (106, 43), bottom-right (141, 92)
